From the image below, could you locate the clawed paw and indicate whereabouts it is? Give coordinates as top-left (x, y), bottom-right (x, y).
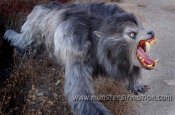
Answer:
top-left (128, 85), bottom-right (150, 95)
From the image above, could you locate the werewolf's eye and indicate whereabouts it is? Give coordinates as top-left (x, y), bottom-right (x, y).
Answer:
top-left (129, 32), bottom-right (136, 39)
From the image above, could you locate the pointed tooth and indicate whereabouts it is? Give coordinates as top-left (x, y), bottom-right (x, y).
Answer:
top-left (138, 55), bottom-right (142, 59)
top-left (143, 62), bottom-right (147, 66)
top-left (145, 41), bottom-right (151, 51)
top-left (154, 59), bottom-right (158, 63)
top-left (137, 55), bottom-right (140, 59)
top-left (153, 62), bottom-right (157, 67)
top-left (147, 64), bottom-right (152, 68)
top-left (153, 59), bottom-right (158, 67)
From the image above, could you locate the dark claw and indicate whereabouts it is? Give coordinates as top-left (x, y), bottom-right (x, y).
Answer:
top-left (128, 85), bottom-right (150, 95)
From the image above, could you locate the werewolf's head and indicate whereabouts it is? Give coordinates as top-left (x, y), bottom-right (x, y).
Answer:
top-left (95, 13), bottom-right (157, 71)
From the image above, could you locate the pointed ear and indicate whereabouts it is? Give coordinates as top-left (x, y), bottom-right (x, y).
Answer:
top-left (93, 31), bottom-right (104, 38)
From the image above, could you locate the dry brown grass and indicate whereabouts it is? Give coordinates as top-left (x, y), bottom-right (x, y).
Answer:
top-left (0, 0), bottom-right (140, 115)
top-left (0, 55), bottom-right (138, 114)
top-left (0, 55), bottom-right (71, 114)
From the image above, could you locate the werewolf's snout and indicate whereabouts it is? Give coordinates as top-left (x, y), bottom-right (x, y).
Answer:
top-left (136, 29), bottom-right (157, 70)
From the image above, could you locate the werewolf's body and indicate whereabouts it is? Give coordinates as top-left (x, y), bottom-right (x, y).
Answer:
top-left (4, 2), bottom-right (151, 115)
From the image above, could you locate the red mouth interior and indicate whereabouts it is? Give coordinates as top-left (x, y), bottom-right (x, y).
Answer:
top-left (136, 37), bottom-right (157, 69)
top-left (137, 46), bottom-right (154, 65)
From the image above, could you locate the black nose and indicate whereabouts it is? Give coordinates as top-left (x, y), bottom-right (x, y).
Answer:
top-left (147, 30), bottom-right (155, 37)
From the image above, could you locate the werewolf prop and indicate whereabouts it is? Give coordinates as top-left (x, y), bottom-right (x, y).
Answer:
top-left (4, 2), bottom-right (157, 115)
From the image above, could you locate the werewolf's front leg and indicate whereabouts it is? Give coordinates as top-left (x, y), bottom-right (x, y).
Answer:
top-left (64, 62), bottom-right (110, 115)
top-left (4, 29), bottom-right (34, 53)
top-left (127, 67), bottom-right (149, 95)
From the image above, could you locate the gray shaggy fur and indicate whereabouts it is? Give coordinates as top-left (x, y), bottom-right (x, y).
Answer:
top-left (4, 2), bottom-right (154, 115)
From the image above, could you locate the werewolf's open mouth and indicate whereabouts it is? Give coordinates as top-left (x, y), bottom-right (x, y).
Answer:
top-left (136, 37), bottom-right (158, 70)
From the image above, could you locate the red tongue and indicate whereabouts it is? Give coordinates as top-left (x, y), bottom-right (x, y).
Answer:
top-left (137, 46), bottom-right (154, 65)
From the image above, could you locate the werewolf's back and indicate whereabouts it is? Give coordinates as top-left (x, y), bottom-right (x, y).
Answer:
top-left (30, 2), bottom-right (126, 56)
top-left (42, 2), bottom-right (125, 19)
top-left (4, 2), bottom-right (126, 60)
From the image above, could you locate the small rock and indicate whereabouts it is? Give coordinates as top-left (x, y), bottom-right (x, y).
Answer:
top-left (52, 68), bottom-right (56, 71)
top-left (164, 79), bottom-right (175, 86)
top-left (37, 92), bottom-right (44, 97)
top-left (55, 80), bottom-right (61, 86)
top-left (48, 101), bottom-right (54, 105)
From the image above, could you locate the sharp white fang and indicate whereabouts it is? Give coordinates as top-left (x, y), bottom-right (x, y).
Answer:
top-left (147, 65), bottom-right (152, 67)
top-left (145, 41), bottom-right (151, 51)
top-left (143, 62), bottom-right (147, 66)
top-left (154, 59), bottom-right (158, 63)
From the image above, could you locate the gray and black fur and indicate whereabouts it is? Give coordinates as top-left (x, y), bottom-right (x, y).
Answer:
top-left (4, 2), bottom-right (154, 115)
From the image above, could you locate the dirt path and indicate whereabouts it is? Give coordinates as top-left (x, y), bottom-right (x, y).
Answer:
top-left (122, 0), bottom-right (175, 114)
